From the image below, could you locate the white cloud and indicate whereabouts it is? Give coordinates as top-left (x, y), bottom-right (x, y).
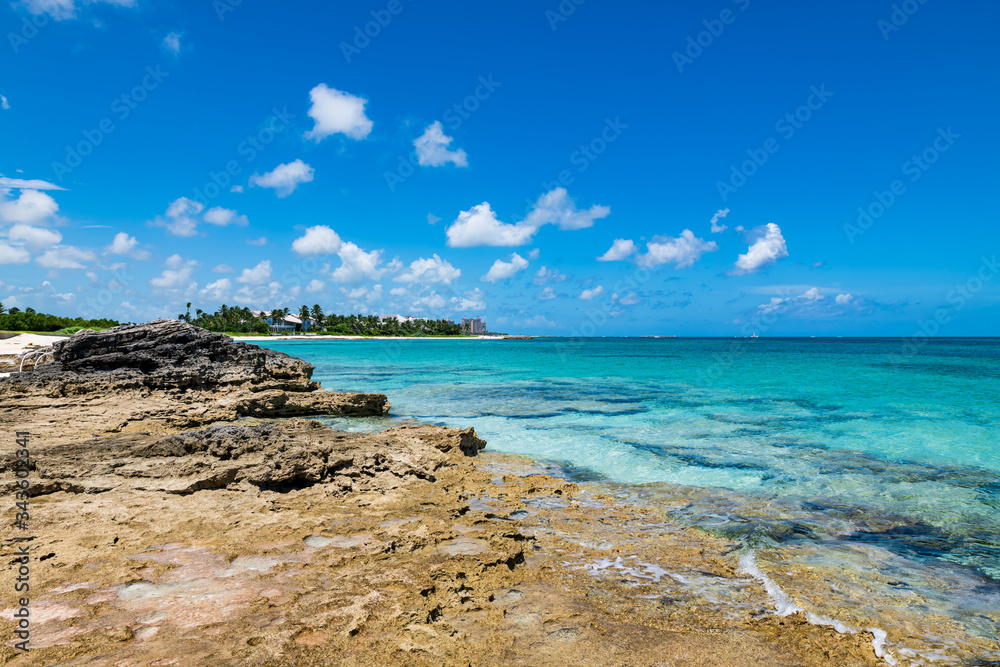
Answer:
top-left (710, 208), bottom-right (730, 233)
top-left (304, 84), bottom-right (373, 142)
top-left (250, 160), bottom-right (314, 197)
top-left (579, 285), bottom-right (605, 300)
top-left (836, 293), bottom-right (853, 305)
top-left (237, 260), bottom-right (273, 285)
top-left (800, 287), bottom-right (824, 303)
top-left (306, 279), bottom-right (325, 293)
top-left (414, 121), bottom-right (468, 167)
top-left (233, 280), bottom-right (285, 305)
top-left (199, 278), bottom-right (231, 301)
top-left (427, 213), bottom-right (441, 225)
top-left (482, 253), bottom-right (529, 283)
top-left (446, 188), bottom-right (610, 248)
top-left (734, 223), bottom-right (788, 274)
top-left (246, 236), bottom-right (267, 246)
top-left (150, 197), bottom-right (204, 237)
top-left (0, 241), bottom-right (30, 265)
top-left (618, 292), bottom-right (641, 306)
top-left (757, 287), bottom-right (826, 316)
top-left (528, 248), bottom-right (540, 260)
top-left (203, 206), bottom-right (248, 227)
top-left (395, 254), bottom-right (461, 285)
top-left (0, 189), bottom-right (59, 225)
top-left (389, 287), bottom-right (408, 297)
top-left (212, 263), bottom-right (235, 273)
top-left (150, 254), bottom-right (197, 289)
top-left (291, 225), bottom-right (342, 256)
top-left (35, 245), bottom-right (96, 269)
top-left (102, 231), bottom-right (152, 261)
top-left (597, 238), bottom-right (637, 262)
top-left (19, 0), bottom-right (135, 21)
top-left (0, 176), bottom-right (63, 190)
top-left (635, 230), bottom-right (718, 269)
top-left (523, 188), bottom-right (610, 231)
top-left (331, 242), bottom-right (384, 284)
top-left (230, 185), bottom-right (244, 193)
top-left (413, 292), bottom-right (446, 310)
top-left (446, 202), bottom-right (533, 248)
top-left (452, 287), bottom-right (486, 311)
top-left (339, 284), bottom-right (382, 304)
top-left (533, 266), bottom-right (568, 285)
top-left (758, 297), bottom-right (786, 315)
top-left (536, 286), bottom-right (557, 300)
top-left (162, 31), bottom-right (181, 54)
top-left (1, 95), bottom-right (8, 110)
top-left (8, 224), bottom-right (61, 251)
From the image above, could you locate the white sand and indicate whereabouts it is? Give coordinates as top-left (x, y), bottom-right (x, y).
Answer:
top-left (0, 333), bottom-right (69, 355)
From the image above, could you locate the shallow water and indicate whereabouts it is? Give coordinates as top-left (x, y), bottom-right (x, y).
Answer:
top-left (257, 337), bottom-right (1000, 663)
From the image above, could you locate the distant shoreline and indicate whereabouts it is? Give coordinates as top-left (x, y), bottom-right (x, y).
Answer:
top-left (230, 334), bottom-right (501, 342)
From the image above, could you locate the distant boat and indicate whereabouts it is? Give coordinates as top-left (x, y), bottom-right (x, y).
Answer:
top-left (751, 332), bottom-right (759, 339)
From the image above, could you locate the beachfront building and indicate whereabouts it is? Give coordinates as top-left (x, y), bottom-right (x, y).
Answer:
top-left (462, 317), bottom-right (487, 334)
top-left (380, 314), bottom-right (419, 324)
top-left (252, 311), bottom-right (312, 333)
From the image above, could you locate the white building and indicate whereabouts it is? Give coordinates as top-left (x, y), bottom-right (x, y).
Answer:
top-left (380, 314), bottom-right (419, 324)
top-left (252, 311), bottom-right (312, 332)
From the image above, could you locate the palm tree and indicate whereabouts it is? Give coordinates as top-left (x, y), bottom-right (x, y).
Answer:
top-left (311, 304), bottom-right (324, 330)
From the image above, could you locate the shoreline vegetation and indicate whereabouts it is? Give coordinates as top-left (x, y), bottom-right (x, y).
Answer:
top-left (0, 302), bottom-right (118, 334)
top-left (178, 303), bottom-right (472, 337)
top-left (0, 321), bottom-right (888, 665)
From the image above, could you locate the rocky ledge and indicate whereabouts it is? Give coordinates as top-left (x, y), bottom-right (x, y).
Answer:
top-left (0, 320), bottom-right (388, 442)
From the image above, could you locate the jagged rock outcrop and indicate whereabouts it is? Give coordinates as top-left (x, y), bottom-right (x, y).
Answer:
top-left (6, 319), bottom-right (317, 392)
top-left (0, 320), bottom-right (389, 442)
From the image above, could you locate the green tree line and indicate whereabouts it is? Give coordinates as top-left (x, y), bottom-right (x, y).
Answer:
top-left (178, 303), bottom-right (465, 337)
top-left (0, 303), bottom-right (119, 333)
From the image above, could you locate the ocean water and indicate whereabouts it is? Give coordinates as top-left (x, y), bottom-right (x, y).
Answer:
top-left (256, 337), bottom-right (1000, 662)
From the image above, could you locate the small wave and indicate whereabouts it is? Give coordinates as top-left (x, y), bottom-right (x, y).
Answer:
top-left (738, 551), bottom-right (906, 664)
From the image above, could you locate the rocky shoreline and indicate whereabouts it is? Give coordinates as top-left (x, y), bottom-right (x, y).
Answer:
top-left (1, 322), bottom-right (885, 665)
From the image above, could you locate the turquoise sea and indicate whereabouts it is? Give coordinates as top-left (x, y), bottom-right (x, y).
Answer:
top-left (257, 337), bottom-right (1000, 663)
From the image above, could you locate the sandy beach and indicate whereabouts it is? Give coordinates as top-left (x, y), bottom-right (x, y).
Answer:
top-left (0, 332), bottom-right (69, 355)
top-left (0, 333), bottom-right (68, 374)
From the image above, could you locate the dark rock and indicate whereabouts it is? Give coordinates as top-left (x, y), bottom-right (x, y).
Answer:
top-left (44, 319), bottom-right (316, 392)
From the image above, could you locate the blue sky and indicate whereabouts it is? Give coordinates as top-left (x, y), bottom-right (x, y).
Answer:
top-left (1, 0), bottom-right (997, 336)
